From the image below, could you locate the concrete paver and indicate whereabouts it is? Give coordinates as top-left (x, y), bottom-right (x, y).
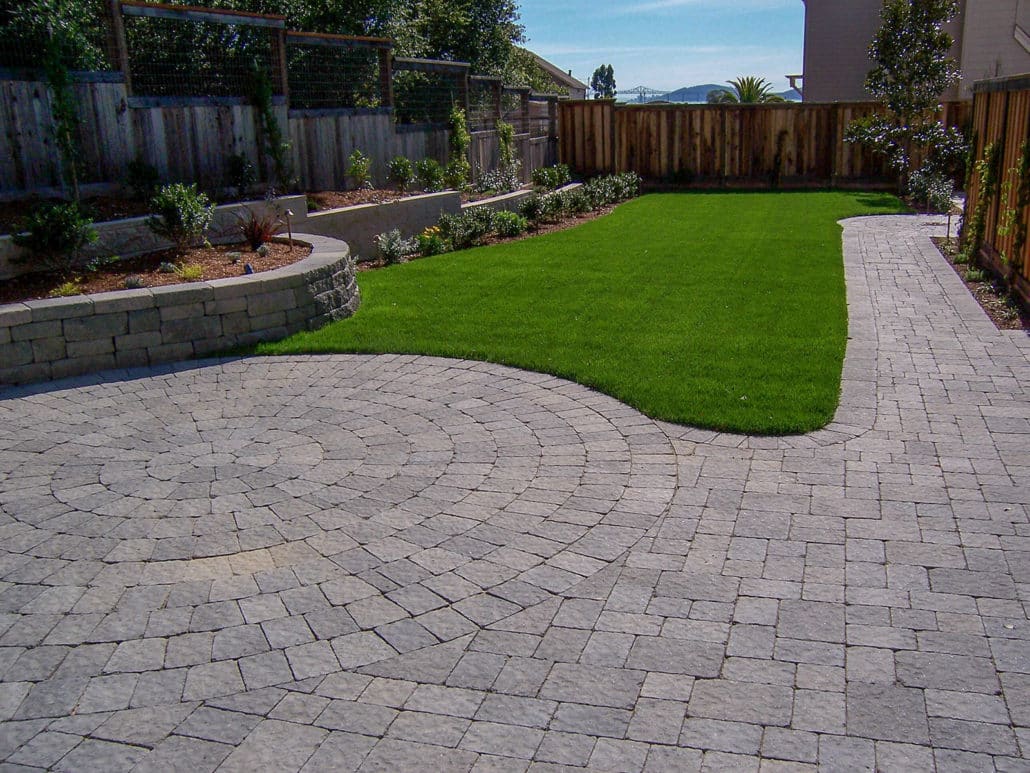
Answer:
top-left (0, 214), bottom-right (1027, 770)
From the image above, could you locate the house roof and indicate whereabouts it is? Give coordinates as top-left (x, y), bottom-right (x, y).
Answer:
top-left (526, 51), bottom-right (588, 91)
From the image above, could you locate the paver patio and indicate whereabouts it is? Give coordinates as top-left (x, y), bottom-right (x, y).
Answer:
top-left (0, 214), bottom-right (1027, 771)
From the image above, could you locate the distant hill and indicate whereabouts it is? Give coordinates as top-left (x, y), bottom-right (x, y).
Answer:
top-left (628, 84), bottom-right (803, 104)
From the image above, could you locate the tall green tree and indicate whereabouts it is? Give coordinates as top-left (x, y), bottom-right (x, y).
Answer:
top-left (707, 76), bottom-right (785, 104)
top-left (844, 0), bottom-right (966, 192)
top-left (590, 64), bottom-right (616, 99)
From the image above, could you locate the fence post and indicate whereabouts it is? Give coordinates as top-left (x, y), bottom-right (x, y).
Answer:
top-left (493, 81), bottom-right (503, 127)
top-left (379, 48), bottom-right (393, 108)
top-left (271, 28), bottom-right (289, 104)
top-left (520, 90), bottom-right (530, 134)
top-left (459, 71), bottom-right (471, 121)
top-left (105, 0), bottom-right (132, 94)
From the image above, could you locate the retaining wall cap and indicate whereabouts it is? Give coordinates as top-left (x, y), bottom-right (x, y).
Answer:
top-left (28, 296), bottom-right (97, 322)
top-left (0, 304), bottom-right (32, 326)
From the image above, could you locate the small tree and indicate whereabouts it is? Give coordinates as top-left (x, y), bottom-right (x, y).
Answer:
top-left (590, 65), bottom-right (616, 100)
top-left (845, 0), bottom-right (966, 195)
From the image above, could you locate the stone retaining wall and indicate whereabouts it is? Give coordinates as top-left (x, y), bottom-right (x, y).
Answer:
top-left (0, 234), bottom-right (356, 386)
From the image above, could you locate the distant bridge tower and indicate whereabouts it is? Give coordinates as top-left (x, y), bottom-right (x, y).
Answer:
top-left (621, 86), bottom-right (671, 103)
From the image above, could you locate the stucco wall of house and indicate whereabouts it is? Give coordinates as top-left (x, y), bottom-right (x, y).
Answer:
top-left (957, 0), bottom-right (1030, 98)
top-left (801, 0), bottom-right (1030, 103)
top-left (801, 0), bottom-right (882, 103)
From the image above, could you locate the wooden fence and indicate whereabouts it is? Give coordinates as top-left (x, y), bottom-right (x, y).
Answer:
top-left (0, 0), bottom-right (560, 199)
top-left (963, 74), bottom-right (1030, 306)
top-left (559, 100), bottom-right (972, 187)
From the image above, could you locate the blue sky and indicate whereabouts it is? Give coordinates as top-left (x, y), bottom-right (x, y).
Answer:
top-left (518, 0), bottom-right (805, 93)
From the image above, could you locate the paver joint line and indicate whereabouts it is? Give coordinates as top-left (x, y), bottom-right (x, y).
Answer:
top-left (0, 214), bottom-right (1027, 771)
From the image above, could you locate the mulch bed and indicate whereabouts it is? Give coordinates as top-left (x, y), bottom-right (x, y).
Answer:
top-left (932, 236), bottom-right (1028, 332)
top-left (0, 242), bottom-right (311, 306)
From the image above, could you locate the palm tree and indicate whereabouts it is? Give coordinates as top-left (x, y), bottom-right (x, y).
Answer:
top-left (707, 76), bottom-right (787, 104)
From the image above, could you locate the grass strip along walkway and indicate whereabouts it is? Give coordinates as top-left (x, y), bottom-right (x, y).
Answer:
top-left (258, 191), bottom-right (905, 434)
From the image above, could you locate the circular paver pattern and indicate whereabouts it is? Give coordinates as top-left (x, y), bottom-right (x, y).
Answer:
top-left (0, 355), bottom-right (677, 712)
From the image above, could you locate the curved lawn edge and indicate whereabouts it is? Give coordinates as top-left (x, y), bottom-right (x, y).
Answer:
top-left (254, 192), bottom-right (907, 435)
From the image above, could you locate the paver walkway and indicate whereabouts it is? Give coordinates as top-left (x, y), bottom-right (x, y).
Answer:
top-left (0, 215), bottom-right (1027, 772)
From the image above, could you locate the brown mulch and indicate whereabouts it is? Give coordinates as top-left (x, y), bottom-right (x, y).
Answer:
top-left (931, 237), bottom-right (1029, 332)
top-left (0, 242), bottom-right (311, 306)
top-left (306, 189), bottom-right (406, 211)
top-left (357, 207), bottom-right (613, 271)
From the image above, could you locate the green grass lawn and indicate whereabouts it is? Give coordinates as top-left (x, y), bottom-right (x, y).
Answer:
top-left (258, 191), bottom-right (905, 434)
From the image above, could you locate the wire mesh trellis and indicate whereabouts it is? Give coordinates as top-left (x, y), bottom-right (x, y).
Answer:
top-left (123, 8), bottom-right (281, 98)
top-left (286, 34), bottom-right (387, 111)
top-left (0, 0), bottom-right (114, 71)
top-left (468, 76), bottom-right (501, 131)
top-left (500, 88), bottom-right (530, 134)
top-left (392, 63), bottom-right (467, 126)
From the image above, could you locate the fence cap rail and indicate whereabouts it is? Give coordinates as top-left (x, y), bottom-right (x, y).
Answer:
top-left (972, 72), bottom-right (1030, 93)
top-left (393, 56), bottom-right (471, 74)
top-left (121, 1), bottom-right (287, 28)
top-left (286, 30), bottom-right (392, 49)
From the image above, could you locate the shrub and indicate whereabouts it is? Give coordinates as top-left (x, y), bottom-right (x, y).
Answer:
top-left (475, 167), bottom-right (521, 195)
top-left (437, 208), bottom-right (494, 250)
top-left (174, 263), bottom-right (204, 282)
top-left (539, 193), bottom-right (565, 223)
top-left (518, 193), bottom-right (546, 226)
top-left (127, 158), bottom-right (160, 201)
top-left (13, 202), bottom-right (98, 274)
top-left (388, 156), bottom-right (415, 193)
top-left (146, 183), bottom-right (214, 256)
top-left (415, 158), bottom-right (446, 192)
top-left (238, 206), bottom-right (282, 250)
top-left (559, 188), bottom-right (592, 215)
top-left (374, 229), bottom-right (418, 264)
top-left (445, 159), bottom-right (471, 192)
top-left (347, 149), bottom-right (373, 190)
top-left (49, 279), bottom-right (82, 297)
top-left (493, 210), bottom-right (528, 238)
top-left (532, 164), bottom-right (572, 191)
top-left (226, 153), bottom-right (257, 198)
top-left (417, 226), bottom-right (448, 256)
top-left (908, 165), bottom-right (954, 214)
top-left (583, 172), bottom-right (642, 209)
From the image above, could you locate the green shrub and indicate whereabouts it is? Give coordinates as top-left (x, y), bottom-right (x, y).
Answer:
top-left (127, 158), bottom-right (160, 201)
top-left (518, 193), bottom-right (546, 226)
top-left (175, 262), bottom-right (204, 282)
top-left (415, 158), bottom-right (446, 192)
top-left (347, 149), bottom-right (373, 190)
top-left (538, 192), bottom-right (564, 223)
top-left (445, 159), bottom-right (471, 192)
top-left (493, 210), bottom-right (528, 237)
top-left (531, 164), bottom-right (572, 191)
top-left (559, 188), bottom-right (592, 215)
top-left (438, 208), bottom-right (494, 250)
top-left (146, 183), bottom-right (214, 256)
top-left (13, 202), bottom-right (98, 274)
top-left (388, 156), bottom-right (415, 193)
top-left (583, 172), bottom-right (642, 208)
top-left (49, 279), bottom-right (82, 297)
top-left (374, 229), bottom-right (418, 264)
